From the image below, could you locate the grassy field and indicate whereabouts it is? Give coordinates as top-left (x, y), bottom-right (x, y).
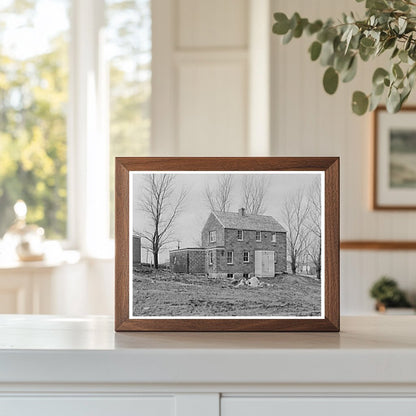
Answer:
top-left (132, 266), bottom-right (321, 317)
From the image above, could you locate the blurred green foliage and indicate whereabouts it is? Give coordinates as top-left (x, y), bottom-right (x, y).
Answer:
top-left (0, 0), bottom-right (151, 239)
top-left (273, 0), bottom-right (416, 115)
top-left (0, 1), bottom-right (69, 238)
top-left (370, 276), bottom-right (411, 307)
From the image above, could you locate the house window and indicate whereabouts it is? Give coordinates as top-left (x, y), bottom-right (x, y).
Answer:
top-left (243, 251), bottom-right (249, 263)
top-left (226, 251), bottom-right (233, 264)
top-left (256, 231), bottom-right (261, 241)
top-left (227, 273), bottom-right (233, 278)
top-left (237, 230), bottom-right (243, 241)
top-left (173, 256), bottom-right (177, 264)
top-left (209, 230), bottom-right (217, 243)
top-left (272, 232), bottom-right (277, 243)
top-left (209, 251), bottom-right (213, 265)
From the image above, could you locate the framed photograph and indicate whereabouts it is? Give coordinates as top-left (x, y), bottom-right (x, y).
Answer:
top-left (115, 157), bottom-right (339, 332)
top-left (374, 106), bottom-right (416, 210)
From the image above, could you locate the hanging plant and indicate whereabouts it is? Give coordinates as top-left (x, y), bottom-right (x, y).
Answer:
top-left (272, 0), bottom-right (416, 115)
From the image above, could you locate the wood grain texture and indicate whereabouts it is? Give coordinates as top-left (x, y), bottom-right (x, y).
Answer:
top-left (341, 241), bottom-right (416, 250)
top-left (115, 157), bottom-right (340, 332)
top-left (115, 160), bottom-right (130, 330)
top-left (373, 106), bottom-right (416, 210)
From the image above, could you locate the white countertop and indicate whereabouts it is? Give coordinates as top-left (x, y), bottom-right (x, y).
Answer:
top-left (0, 315), bottom-right (415, 386)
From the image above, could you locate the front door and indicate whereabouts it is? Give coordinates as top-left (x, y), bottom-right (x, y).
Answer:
top-left (255, 250), bottom-right (275, 277)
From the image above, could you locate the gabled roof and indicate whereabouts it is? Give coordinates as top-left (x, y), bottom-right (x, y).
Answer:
top-left (212, 211), bottom-right (286, 233)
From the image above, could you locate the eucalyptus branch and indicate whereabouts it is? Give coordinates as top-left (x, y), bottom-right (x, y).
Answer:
top-left (272, 0), bottom-right (416, 114)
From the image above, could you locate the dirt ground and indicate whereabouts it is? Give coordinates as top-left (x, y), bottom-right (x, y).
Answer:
top-left (132, 266), bottom-right (321, 317)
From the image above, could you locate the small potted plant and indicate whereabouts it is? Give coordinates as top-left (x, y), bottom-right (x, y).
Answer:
top-left (370, 276), bottom-right (413, 313)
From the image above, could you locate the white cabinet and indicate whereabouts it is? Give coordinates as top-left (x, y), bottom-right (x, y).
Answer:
top-left (1, 397), bottom-right (175, 416)
top-left (1, 316), bottom-right (416, 416)
top-left (222, 398), bottom-right (416, 416)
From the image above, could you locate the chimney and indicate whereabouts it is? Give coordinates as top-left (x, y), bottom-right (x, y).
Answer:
top-left (238, 207), bottom-right (246, 216)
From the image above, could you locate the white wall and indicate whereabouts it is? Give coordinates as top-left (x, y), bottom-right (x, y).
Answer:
top-left (271, 0), bottom-right (416, 313)
top-left (152, 0), bottom-right (251, 156)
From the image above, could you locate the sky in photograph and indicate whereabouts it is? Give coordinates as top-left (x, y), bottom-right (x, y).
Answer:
top-left (132, 172), bottom-right (322, 263)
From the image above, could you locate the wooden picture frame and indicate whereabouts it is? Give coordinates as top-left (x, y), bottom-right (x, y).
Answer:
top-left (115, 157), bottom-right (339, 332)
top-left (373, 106), bottom-right (416, 210)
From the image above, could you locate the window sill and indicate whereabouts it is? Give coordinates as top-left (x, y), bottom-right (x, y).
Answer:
top-left (0, 250), bottom-right (81, 271)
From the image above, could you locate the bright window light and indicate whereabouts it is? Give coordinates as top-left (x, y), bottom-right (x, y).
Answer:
top-left (0, 0), bottom-right (70, 239)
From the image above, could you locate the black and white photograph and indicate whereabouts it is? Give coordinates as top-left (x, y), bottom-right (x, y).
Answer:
top-left (130, 171), bottom-right (324, 318)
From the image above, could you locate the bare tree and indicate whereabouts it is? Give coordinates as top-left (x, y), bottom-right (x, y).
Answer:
top-left (139, 174), bottom-right (187, 269)
top-left (241, 175), bottom-right (269, 215)
top-left (281, 188), bottom-right (310, 275)
top-left (205, 174), bottom-right (233, 212)
top-left (306, 179), bottom-right (322, 279)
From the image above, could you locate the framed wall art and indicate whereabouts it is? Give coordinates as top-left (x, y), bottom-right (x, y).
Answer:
top-left (374, 106), bottom-right (416, 210)
top-left (115, 157), bottom-right (339, 332)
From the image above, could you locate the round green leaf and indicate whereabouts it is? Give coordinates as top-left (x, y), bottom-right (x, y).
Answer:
top-left (359, 44), bottom-right (375, 62)
top-left (334, 52), bottom-right (352, 73)
top-left (309, 41), bottom-right (322, 61)
top-left (320, 41), bottom-right (335, 66)
top-left (372, 68), bottom-right (389, 86)
top-left (369, 92), bottom-right (383, 112)
top-left (307, 20), bottom-right (323, 35)
top-left (399, 50), bottom-right (408, 63)
top-left (360, 37), bottom-right (375, 48)
top-left (352, 91), bottom-right (369, 115)
top-left (393, 63), bottom-right (404, 79)
top-left (282, 29), bottom-right (293, 44)
top-left (384, 37), bottom-right (396, 50)
top-left (373, 82), bottom-right (385, 96)
top-left (342, 56), bottom-right (357, 83)
top-left (391, 47), bottom-right (399, 59)
top-left (387, 88), bottom-right (401, 113)
top-left (273, 13), bottom-right (290, 35)
top-left (323, 67), bottom-right (339, 95)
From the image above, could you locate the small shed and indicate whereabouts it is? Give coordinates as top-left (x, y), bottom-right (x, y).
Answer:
top-left (170, 248), bottom-right (206, 274)
top-left (132, 235), bottom-right (141, 264)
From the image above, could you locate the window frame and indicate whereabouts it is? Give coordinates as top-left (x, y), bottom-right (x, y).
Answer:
top-left (209, 250), bottom-right (213, 265)
top-left (237, 229), bottom-right (244, 241)
top-left (209, 230), bottom-right (217, 243)
top-left (271, 232), bottom-right (277, 243)
top-left (226, 251), bottom-right (233, 265)
top-left (68, 0), bottom-right (111, 256)
top-left (243, 251), bottom-right (249, 263)
top-left (70, 0), bottom-right (151, 257)
top-left (255, 231), bottom-right (261, 241)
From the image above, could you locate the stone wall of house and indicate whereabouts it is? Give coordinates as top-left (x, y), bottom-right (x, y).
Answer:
top-left (275, 232), bottom-right (287, 273)
top-left (201, 213), bottom-right (224, 248)
top-left (205, 247), bottom-right (225, 278)
top-left (213, 229), bottom-right (287, 276)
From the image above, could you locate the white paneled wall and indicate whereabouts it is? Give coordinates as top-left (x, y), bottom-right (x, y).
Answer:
top-left (177, 57), bottom-right (247, 155)
top-left (152, 0), bottom-right (250, 156)
top-left (271, 0), bottom-right (416, 313)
